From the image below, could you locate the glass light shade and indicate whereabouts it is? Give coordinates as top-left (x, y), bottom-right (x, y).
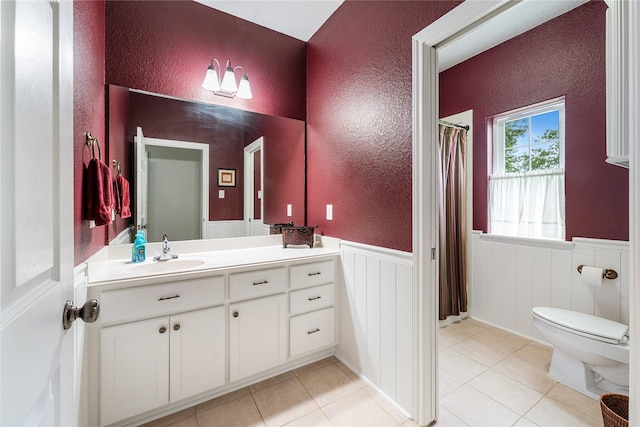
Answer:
top-left (202, 66), bottom-right (220, 91)
top-left (236, 75), bottom-right (252, 99)
top-left (220, 63), bottom-right (238, 93)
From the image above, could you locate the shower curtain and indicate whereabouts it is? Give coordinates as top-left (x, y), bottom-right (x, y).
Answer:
top-left (438, 124), bottom-right (468, 320)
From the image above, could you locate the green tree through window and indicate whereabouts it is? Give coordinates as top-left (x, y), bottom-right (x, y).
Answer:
top-left (504, 112), bottom-right (560, 173)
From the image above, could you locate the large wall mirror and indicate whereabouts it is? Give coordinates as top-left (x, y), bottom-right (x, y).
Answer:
top-left (107, 85), bottom-right (305, 243)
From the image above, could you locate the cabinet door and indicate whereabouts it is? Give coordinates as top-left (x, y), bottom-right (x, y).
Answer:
top-left (100, 317), bottom-right (170, 426)
top-left (229, 294), bottom-right (287, 382)
top-left (170, 306), bottom-right (226, 402)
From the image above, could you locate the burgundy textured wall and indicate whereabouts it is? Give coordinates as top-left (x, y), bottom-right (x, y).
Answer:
top-left (105, 1), bottom-right (306, 121)
top-left (106, 85), bottom-right (132, 243)
top-left (73, 1), bottom-right (106, 266)
top-left (306, 1), bottom-right (460, 252)
top-left (440, 1), bottom-right (628, 241)
top-left (244, 114), bottom-right (305, 226)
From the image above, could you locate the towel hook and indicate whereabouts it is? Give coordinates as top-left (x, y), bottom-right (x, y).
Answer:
top-left (577, 265), bottom-right (618, 280)
top-left (85, 132), bottom-right (101, 161)
top-left (112, 158), bottom-right (122, 176)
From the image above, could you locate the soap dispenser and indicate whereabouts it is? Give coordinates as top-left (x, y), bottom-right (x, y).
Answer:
top-left (132, 232), bottom-right (147, 263)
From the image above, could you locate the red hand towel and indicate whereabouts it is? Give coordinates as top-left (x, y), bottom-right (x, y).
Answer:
top-left (116, 175), bottom-right (131, 219)
top-left (85, 158), bottom-right (113, 226)
top-left (112, 177), bottom-right (121, 215)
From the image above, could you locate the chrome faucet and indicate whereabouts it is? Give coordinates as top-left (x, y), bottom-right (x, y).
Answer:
top-left (154, 234), bottom-right (179, 261)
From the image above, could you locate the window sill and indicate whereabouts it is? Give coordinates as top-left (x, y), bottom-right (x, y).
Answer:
top-left (474, 231), bottom-right (572, 250)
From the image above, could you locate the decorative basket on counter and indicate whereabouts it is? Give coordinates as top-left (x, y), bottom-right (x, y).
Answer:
top-left (282, 225), bottom-right (315, 248)
top-left (270, 222), bottom-right (294, 234)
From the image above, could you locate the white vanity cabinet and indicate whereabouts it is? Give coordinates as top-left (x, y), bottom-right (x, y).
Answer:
top-left (100, 306), bottom-right (225, 426)
top-left (288, 260), bottom-right (336, 358)
top-left (229, 294), bottom-right (287, 381)
top-left (229, 267), bottom-right (287, 381)
top-left (97, 275), bottom-right (226, 426)
top-left (87, 249), bottom-right (339, 427)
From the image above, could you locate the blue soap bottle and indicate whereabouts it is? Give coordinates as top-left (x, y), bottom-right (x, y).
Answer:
top-left (132, 232), bottom-right (147, 263)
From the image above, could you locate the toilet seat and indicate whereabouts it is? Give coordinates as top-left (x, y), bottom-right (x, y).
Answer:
top-left (532, 307), bottom-right (629, 345)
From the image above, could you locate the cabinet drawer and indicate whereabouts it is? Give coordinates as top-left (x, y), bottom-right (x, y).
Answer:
top-left (100, 276), bottom-right (224, 325)
top-left (289, 283), bottom-right (334, 315)
top-left (289, 260), bottom-right (335, 289)
top-left (229, 267), bottom-right (286, 301)
top-left (289, 307), bottom-right (335, 358)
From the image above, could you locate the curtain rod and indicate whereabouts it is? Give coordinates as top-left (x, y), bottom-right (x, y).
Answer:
top-left (439, 120), bottom-right (470, 131)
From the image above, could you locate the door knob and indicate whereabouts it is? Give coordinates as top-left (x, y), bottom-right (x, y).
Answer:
top-left (62, 299), bottom-right (100, 330)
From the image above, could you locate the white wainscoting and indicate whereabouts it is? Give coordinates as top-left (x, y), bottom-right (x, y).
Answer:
top-left (207, 221), bottom-right (246, 239)
top-left (338, 240), bottom-right (414, 417)
top-left (470, 231), bottom-right (629, 341)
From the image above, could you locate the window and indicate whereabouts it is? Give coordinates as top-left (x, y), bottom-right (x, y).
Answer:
top-left (489, 98), bottom-right (565, 240)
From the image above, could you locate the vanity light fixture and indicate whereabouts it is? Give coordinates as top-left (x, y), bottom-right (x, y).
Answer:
top-left (202, 58), bottom-right (253, 99)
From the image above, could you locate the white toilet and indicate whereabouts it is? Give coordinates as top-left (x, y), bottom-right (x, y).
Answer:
top-left (532, 306), bottom-right (629, 399)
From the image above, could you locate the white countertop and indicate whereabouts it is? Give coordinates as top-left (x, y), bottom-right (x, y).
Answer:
top-left (86, 243), bottom-right (340, 286)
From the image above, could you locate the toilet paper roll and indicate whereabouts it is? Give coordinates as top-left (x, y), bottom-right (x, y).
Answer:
top-left (581, 265), bottom-right (605, 287)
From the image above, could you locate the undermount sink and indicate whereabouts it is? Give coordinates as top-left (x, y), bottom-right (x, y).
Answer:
top-left (126, 259), bottom-right (207, 275)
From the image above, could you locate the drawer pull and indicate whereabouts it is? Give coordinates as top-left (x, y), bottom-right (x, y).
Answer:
top-left (158, 294), bottom-right (180, 301)
top-left (307, 328), bottom-right (320, 334)
top-left (159, 327), bottom-right (167, 334)
top-left (233, 311), bottom-right (239, 318)
top-left (308, 272), bottom-right (322, 276)
top-left (252, 280), bottom-right (269, 286)
top-left (308, 296), bottom-right (322, 301)
top-left (173, 324), bottom-right (181, 331)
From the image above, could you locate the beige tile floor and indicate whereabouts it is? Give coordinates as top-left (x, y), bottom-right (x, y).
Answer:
top-left (142, 318), bottom-right (603, 427)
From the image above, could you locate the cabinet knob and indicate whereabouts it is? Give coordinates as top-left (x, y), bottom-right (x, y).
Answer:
top-left (233, 311), bottom-right (239, 318)
top-left (159, 326), bottom-right (167, 334)
top-left (173, 324), bottom-right (181, 331)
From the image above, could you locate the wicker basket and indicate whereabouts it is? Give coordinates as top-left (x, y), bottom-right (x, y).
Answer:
top-left (600, 393), bottom-right (628, 427)
top-left (282, 226), bottom-right (315, 248)
top-left (269, 222), bottom-right (294, 235)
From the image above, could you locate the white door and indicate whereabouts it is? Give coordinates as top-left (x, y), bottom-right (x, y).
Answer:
top-left (0, 1), bottom-right (78, 426)
top-left (244, 137), bottom-right (264, 236)
top-left (135, 130), bottom-right (209, 241)
top-left (135, 127), bottom-right (148, 234)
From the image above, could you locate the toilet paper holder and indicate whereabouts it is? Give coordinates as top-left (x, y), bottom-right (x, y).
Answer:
top-left (577, 265), bottom-right (618, 280)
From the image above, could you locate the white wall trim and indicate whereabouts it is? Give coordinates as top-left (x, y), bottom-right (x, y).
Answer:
top-left (339, 240), bottom-right (413, 266)
top-left (338, 242), bottom-right (415, 416)
top-left (109, 227), bottom-right (133, 245)
top-left (627, 0), bottom-right (640, 423)
top-left (471, 233), bottom-right (630, 340)
top-left (479, 233), bottom-right (573, 250)
top-left (573, 237), bottom-right (629, 251)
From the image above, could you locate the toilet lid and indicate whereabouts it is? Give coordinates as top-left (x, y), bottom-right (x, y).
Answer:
top-left (532, 307), bottom-right (629, 344)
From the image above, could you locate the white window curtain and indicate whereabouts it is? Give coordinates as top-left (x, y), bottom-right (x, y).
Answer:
top-left (489, 168), bottom-right (565, 240)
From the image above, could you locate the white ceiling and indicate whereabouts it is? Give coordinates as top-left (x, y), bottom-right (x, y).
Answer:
top-left (195, 0), bottom-right (589, 69)
top-left (194, 0), bottom-right (344, 42)
top-left (437, 0), bottom-right (589, 72)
